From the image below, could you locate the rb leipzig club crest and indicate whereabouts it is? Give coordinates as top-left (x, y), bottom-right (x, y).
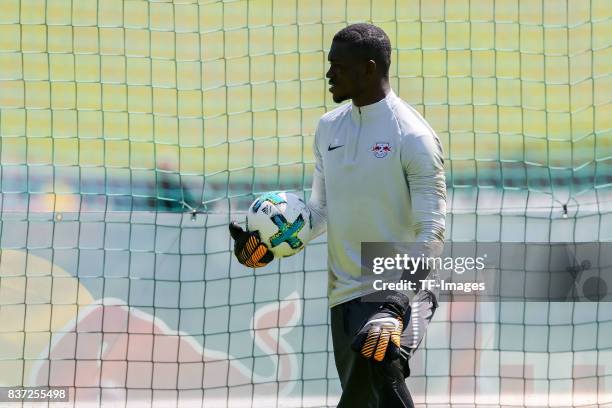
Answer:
top-left (371, 142), bottom-right (391, 158)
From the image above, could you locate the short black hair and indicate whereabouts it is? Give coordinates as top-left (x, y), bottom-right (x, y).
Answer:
top-left (333, 23), bottom-right (391, 77)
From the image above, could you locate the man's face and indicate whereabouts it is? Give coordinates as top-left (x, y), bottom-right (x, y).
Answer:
top-left (326, 41), bottom-right (367, 103)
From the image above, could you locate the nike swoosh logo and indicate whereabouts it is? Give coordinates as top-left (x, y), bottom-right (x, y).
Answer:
top-left (328, 144), bottom-right (344, 151)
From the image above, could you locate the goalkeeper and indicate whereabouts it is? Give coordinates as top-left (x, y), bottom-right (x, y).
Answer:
top-left (230, 23), bottom-right (446, 407)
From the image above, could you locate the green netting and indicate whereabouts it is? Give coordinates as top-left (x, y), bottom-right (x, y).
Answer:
top-left (0, 0), bottom-right (611, 406)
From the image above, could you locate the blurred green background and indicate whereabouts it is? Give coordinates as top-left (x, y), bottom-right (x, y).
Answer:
top-left (0, 0), bottom-right (610, 214)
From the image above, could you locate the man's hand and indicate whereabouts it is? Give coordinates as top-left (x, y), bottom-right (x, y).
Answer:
top-left (351, 292), bottom-right (411, 362)
top-left (229, 222), bottom-right (274, 268)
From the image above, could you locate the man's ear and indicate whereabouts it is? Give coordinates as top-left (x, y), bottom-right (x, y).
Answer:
top-left (365, 59), bottom-right (378, 77)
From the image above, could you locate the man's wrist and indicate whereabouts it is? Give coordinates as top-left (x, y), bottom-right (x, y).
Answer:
top-left (381, 291), bottom-right (411, 319)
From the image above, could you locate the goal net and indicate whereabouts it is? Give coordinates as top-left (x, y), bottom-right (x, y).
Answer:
top-left (0, 0), bottom-right (610, 406)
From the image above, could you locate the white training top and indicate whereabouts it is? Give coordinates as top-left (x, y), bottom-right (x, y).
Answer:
top-left (307, 90), bottom-right (447, 308)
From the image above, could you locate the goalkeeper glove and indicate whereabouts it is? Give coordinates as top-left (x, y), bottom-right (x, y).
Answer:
top-left (229, 222), bottom-right (274, 268)
top-left (351, 292), bottom-right (411, 362)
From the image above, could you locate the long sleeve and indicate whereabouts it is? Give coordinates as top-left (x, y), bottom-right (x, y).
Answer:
top-left (306, 127), bottom-right (328, 241)
top-left (402, 131), bottom-right (447, 257)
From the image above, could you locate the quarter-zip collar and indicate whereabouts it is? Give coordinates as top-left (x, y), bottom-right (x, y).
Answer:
top-left (350, 90), bottom-right (397, 124)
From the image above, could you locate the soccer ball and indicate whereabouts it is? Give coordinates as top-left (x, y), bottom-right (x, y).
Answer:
top-left (246, 191), bottom-right (311, 258)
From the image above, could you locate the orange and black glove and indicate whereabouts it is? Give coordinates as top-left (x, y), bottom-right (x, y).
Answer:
top-left (229, 222), bottom-right (274, 268)
top-left (351, 292), bottom-right (411, 362)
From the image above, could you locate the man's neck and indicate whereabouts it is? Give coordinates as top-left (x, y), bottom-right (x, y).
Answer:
top-left (352, 81), bottom-right (391, 107)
